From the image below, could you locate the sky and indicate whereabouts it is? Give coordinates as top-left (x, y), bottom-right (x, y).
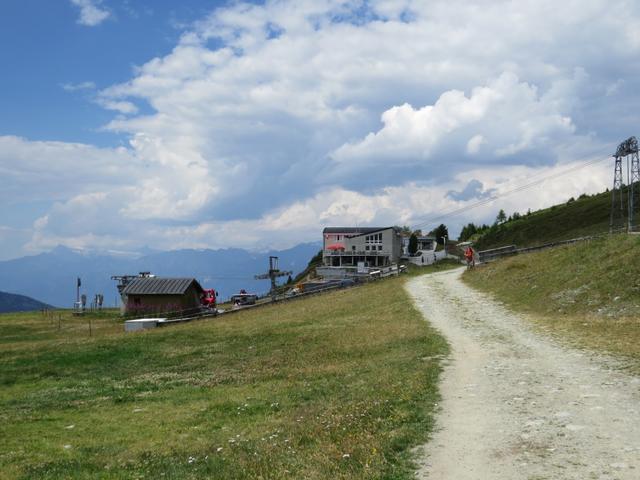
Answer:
top-left (1, 0), bottom-right (638, 260)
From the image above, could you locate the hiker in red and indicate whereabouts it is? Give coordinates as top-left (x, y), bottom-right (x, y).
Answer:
top-left (464, 246), bottom-right (475, 268)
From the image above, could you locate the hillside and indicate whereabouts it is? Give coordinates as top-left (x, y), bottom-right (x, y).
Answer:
top-left (0, 273), bottom-right (447, 479)
top-left (0, 291), bottom-right (50, 313)
top-left (473, 190), bottom-right (611, 250)
top-left (464, 234), bottom-right (640, 370)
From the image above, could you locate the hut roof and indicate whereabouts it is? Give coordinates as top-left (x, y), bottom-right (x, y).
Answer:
top-left (122, 277), bottom-right (204, 296)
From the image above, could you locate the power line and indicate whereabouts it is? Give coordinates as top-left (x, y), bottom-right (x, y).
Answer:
top-left (202, 275), bottom-right (257, 281)
top-left (411, 150), bottom-right (612, 231)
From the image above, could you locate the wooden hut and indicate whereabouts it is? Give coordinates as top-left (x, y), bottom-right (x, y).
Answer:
top-left (121, 277), bottom-right (204, 315)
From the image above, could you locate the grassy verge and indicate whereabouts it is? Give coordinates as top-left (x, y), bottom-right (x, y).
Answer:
top-left (0, 275), bottom-right (447, 479)
top-left (463, 234), bottom-right (640, 370)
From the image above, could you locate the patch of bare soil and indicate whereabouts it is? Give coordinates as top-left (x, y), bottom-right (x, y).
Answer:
top-left (407, 268), bottom-right (640, 480)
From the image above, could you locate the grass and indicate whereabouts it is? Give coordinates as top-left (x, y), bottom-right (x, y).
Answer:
top-left (463, 234), bottom-right (640, 371)
top-left (474, 190), bottom-right (611, 250)
top-left (0, 275), bottom-right (448, 479)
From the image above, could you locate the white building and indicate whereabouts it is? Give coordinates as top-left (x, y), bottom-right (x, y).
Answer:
top-left (404, 235), bottom-right (451, 266)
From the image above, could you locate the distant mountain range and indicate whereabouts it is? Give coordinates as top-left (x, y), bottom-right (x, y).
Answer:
top-left (0, 243), bottom-right (322, 308)
top-left (0, 291), bottom-right (51, 313)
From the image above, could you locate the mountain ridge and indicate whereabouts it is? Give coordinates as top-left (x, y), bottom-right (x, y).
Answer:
top-left (0, 242), bottom-right (322, 307)
top-left (0, 291), bottom-right (51, 313)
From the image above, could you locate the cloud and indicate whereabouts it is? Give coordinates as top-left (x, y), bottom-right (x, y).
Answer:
top-left (70, 0), bottom-right (110, 27)
top-left (96, 99), bottom-right (138, 114)
top-left (0, 136), bottom-right (135, 204)
top-left (467, 135), bottom-right (486, 155)
top-left (22, 154), bottom-right (611, 256)
top-left (447, 180), bottom-right (494, 202)
top-left (330, 73), bottom-right (578, 169)
top-left (61, 81), bottom-right (96, 92)
top-left (6, 0), bottom-right (640, 257)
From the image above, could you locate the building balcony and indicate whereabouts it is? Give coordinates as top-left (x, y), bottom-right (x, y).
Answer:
top-left (323, 249), bottom-right (391, 256)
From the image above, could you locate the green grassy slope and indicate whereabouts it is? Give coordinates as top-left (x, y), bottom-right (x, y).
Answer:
top-left (464, 235), bottom-right (640, 370)
top-left (0, 275), bottom-right (447, 480)
top-left (474, 190), bottom-right (612, 250)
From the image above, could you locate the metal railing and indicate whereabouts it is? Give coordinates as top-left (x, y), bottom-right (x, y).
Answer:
top-left (476, 228), bottom-right (630, 263)
top-left (123, 304), bottom-right (215, 321)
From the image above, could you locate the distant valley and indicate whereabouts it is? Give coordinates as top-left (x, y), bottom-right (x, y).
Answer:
top-left (0, 243), bottom-right (321, 308)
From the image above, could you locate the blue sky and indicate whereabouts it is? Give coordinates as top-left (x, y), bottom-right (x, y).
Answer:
top-left (0, 1), bottom-right (227, 146)
top-left (0, 0), bottom-right (637, 260)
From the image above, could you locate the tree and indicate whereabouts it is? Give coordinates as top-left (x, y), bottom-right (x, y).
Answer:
top-left (430, 224), bottom-right (449, 245)
top-left (496, 209), bottom-right (507, 224)
top-left (287, 275), bottom-right (293, 284)
top-left (459, 222), bottom-right (478, 242)
top-left (397, 225), bottom-right (413, 236)
top-left (408, 233), bottom-right (418, 256)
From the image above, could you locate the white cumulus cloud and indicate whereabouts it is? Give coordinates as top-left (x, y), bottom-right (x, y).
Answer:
top-left (331, 73), bottom-right (578, 167)
top-left (70, 0), bottom-right (110, 27)
top-left (5, 0), bottom-right (640, 257)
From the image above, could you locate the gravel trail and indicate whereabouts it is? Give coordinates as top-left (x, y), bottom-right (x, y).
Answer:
top-left (406, 268), bottom-right (640, 480)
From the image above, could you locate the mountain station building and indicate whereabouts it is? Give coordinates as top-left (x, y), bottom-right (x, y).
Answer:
top-left (317, 226), bottom-right (404, 279)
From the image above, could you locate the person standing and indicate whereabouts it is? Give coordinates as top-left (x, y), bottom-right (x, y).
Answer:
top-left (464, 246), bottom-right (475, 268)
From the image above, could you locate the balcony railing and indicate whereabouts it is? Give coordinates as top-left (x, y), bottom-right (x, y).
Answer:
top-left (324, 249), bottom-right (390, 256)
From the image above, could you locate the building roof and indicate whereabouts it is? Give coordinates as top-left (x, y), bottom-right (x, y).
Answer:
top-left (122, 277), bottom-right (204, 296)
top-left (323, 227), bottom-right (392, 235)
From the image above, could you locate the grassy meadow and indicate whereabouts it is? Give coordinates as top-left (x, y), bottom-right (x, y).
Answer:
top-left (0, 274), bottom-right (448, 479)
top-left (464, 234), bottom-right (640, 370)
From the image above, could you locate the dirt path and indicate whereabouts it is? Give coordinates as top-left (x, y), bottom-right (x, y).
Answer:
top-left (406, 268), bottom-right (640, 480)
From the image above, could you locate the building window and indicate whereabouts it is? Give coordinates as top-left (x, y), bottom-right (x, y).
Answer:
top-left (378, 245), bottom-right (382, 250)
top-left (366, 233), bottom-right (384, 245)
top-left (365, 245), bottom-right (370, 250)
